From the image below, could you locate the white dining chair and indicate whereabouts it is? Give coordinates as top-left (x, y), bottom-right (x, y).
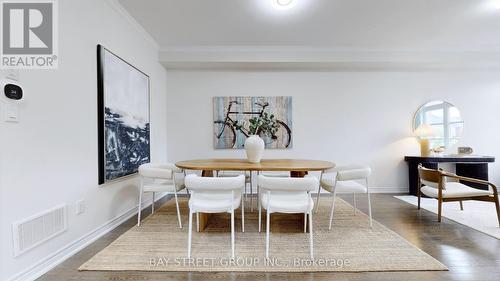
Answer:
top-left (137, 163), bottom-right (185, 228)
top-left (254, 171), bottom-right (290, 212)
top-left (257, 175), bottom-right (318, 259)
top-left (185, 174), bottom-right (245, 259)
top-left (315, 164), bottom-right (372, 229)
top-left (217, 170), bottom-right (253, 210)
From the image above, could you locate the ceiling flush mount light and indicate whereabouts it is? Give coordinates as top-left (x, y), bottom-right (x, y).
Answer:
top-left (493, 0), bottom-right (500, 9)
top-left (484, 0), bottom-right (500, 10)
top-left (277, 0), bottom-right (294, 6)
top-left (257, 0), bottom-right (306, 14)
top-left (272, 0), bottom-right (297, 10)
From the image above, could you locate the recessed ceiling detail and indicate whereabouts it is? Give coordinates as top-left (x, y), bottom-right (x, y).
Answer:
top-left (118, 0), bottom-right (500, 52)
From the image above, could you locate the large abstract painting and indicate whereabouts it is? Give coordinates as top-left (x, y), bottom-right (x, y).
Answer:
top-left (213, 96), bottom-right (292, 149)
top-left (97, 45), bottom-right (150, 184)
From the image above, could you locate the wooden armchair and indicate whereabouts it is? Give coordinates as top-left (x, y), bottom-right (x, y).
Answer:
top-left (417, 164), bottom-right (500, 227)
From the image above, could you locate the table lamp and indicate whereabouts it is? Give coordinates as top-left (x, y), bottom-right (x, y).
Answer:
top-left (414, 124), bottom-right (434, 157)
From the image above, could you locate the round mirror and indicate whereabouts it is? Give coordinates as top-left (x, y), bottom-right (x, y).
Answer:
top-left (413, 101), bottom-right (464, 149)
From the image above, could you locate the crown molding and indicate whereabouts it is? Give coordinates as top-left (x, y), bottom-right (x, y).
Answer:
top-left (105, 0), bottom-right (160, 50)
top-left (159, 46), bottom-right (500, 71)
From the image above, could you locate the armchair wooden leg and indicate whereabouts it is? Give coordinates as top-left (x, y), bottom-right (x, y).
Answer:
top-left (438, 199), bottom-right (442, 223)
top-left (494, 195), bottom-right (500, 228)
top-left (459, 201), bottom-right (464, 211)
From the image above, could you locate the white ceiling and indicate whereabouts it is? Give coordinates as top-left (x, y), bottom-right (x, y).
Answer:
top-left (118, 0), bottom-right (500, 51)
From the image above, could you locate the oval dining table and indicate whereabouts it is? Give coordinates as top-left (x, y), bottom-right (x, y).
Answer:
top-left (176, 158), bottom-right (335, 232)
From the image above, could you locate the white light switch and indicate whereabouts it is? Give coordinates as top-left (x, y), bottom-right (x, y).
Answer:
top-left (76, 200), bottom-right (85, 215)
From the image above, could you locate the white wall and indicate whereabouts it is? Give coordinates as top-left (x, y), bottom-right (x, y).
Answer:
top-left (166, 69), bottom-right (500, 190)
top-left (0, 1), bottom-right (167, 280)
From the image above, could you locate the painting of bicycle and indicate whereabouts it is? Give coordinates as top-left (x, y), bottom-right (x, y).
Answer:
top-left (213, 96), bottom-right (293, 149)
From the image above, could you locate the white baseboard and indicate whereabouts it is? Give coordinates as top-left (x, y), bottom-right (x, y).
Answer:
top-left (370, 187), bottom-right (408, 193)
top-left (7, 193), bottom-right (171, 281)
top-left (313, 187), bottom-right (407, 194)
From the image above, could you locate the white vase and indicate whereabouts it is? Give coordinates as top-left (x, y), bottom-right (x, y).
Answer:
top-left (245, 135), bottom-right (265, 163)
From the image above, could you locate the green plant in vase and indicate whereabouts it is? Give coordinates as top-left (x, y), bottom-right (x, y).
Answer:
top-left (248, 112), bottom-right (280, 142)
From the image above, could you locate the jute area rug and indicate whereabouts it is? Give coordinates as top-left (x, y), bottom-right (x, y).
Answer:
top-left (80, 197), bottom-right (447, 272)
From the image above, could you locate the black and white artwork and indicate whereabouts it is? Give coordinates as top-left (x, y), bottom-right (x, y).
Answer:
top-left (97, 45), bottom-right (150, 184)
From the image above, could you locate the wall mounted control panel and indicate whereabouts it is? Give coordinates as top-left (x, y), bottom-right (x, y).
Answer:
top-left (4, 84), bottom-right (23, 100)
top-left (1, 73), bottom-right (22, 122)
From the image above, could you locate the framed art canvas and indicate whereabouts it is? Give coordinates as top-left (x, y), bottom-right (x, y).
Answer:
top-left (97, 45), bottom-right (150, 184)
top-left (213, 96), bottom-right (292, 149)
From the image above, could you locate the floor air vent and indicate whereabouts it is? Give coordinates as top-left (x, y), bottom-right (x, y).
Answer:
top-left (12, 204), bottom-right (67, 256)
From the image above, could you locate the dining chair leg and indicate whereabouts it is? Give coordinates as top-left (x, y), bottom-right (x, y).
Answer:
top-left (366, 178), bottom-right (373, 228)
top-left (258, 196), bottom-right (262, 233)
top-left (174, 190), bottom-right (182, 229)
top-left (303, 213), bottom-right (307, 233)
top-left (241, 182), bottom-right (248, 210)
top-left (250, 173), bottom-right (254, 212)
top-left (231, 209), bottom-right (235, 259)
top-left (308, 211), bottom-right (314, 259)
top-left (187, 210), bottom-right (193, 258)
top-left (367, 191), bottom-right (373, 228)
top-left (241, 196), bottom-right (245, 232)
top-left (459, 201), bottom-right (464, 211)
top-left (152, 192), bottom-right (155, 214)
top-left (353, 192), bottom-right (357, 215)
top-left (266, 211), bottom-right (271, 259)
top-left (137, 190), bottom-right (143, 226)
top-left (196, 212), bottom-right (200, 232)
top-left (328, 190), bottom-right (337, 230)
top-left (314, 172), bottom-right (323, 214)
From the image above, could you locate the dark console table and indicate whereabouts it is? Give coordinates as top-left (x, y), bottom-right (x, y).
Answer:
top-left (404, 155), bottom-right (495, 195)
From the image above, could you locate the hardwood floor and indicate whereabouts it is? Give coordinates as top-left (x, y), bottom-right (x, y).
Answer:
top-left (37, 194), bottom-right (500, 281)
